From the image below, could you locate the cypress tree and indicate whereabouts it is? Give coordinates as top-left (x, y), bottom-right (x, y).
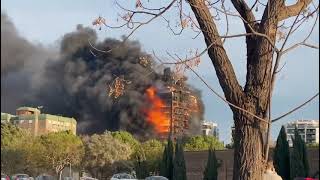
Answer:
top-left (301, 139), bottom-right (310, 177)
top-left (273, 126), bottom-right (290, 180)
top-left (160, 138), bottom-right (174, 179)
top-left (290, 127), bottom-right (310, 179)
top-left (203, 146), bottom-right (218, 180)
top-left (173, 140), bottom-right (187, 180)
top-left (135, 159), bottom-right (149, 179)
top-left (160, 146), bottom-right (168, 177)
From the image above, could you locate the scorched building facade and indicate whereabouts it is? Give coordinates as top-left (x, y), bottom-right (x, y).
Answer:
top-left (157, 68), bottom-right (202, 139)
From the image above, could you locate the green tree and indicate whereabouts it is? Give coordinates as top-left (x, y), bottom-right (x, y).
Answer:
top-left (160, 146), bottom-right (168, 177)
top-left (307, 143), bottom-right (319, 148)
top-left (203, 146), bottom-right (219, 180)
top-left (273, 126), bottom-right (290, 180)
top-left (110, 130), bottom-right (140, 148)
top-left (1, 124), bottom-right (42, 175)
top-left (40, 131), bottom-right (84, 180)
top-left (160, 138), bottom-right (174, 180)
top-left (140, 139), bottom-right (164, 174)
top-left (1, 123), bottom-right (25, 147)
top-left (110, 131), bottom-right (141, 161)
top-left (135, 157), bottom-right (149, 179)
top-left (82, 132), bottom-right (133, 179)
top-left (184, 135), bottom-right (224, 151)
top-left (290, 127), bottom-right (309, 179)
top-left (173, 140), bottom-right (187, 180)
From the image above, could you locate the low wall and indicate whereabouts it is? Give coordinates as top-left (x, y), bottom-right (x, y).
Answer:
top-left (184, 148), bottom-right (319, 180)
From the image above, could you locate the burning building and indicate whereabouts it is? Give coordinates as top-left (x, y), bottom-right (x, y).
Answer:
top-left (1, 12), bottom-right (204, 138)
top-left (144, 68), bottom-right (202, 140)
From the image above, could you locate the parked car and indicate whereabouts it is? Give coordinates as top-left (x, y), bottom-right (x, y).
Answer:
top-left (1, 173), bottom-right (10, 180)
top-left (36, 174), bottom-right (55, 180)
top-left (110, 173), bottom-right (137, 180)
top-left (11, 174), bottom-right (31, 180)
top-left (80, 176), bottom-right (98, 180)
top-left (145, 176), bottom-right (168, 180)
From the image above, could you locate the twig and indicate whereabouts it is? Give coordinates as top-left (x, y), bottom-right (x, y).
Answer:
top-left (271, 93), bottom-right (319, 122)
top-left (152, 51), bottom-right (269, 124)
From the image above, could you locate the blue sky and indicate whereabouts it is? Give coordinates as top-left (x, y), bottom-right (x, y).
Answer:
top-left (2, 0), bottom-right (319, 143)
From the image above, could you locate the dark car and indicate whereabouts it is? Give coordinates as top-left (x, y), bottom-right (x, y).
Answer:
top-left (145, 176), bottom-right (168, 180)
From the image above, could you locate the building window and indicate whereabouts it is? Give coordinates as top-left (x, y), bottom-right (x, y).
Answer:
top-left (29, 120), bottom-right (32, 123)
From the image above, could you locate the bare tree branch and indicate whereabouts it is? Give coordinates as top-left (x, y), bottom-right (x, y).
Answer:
top-left (272, 93), bottom-right (319, 122)
top-left (152, 51), bottom-right (269, 124)
top-left (279, 0), bottom-right (313, 21)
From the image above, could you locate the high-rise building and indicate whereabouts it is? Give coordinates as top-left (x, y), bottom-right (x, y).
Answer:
top-left (157, 68), bottom-right (201, 139)
top-left (202, 121), bottom-right (219, 139)
top-left (285, 120), bottom-right (319, 146)
top-left (1, 107), bottom-right (77, 135)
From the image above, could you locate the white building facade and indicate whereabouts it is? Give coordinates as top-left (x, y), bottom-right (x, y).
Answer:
top-left (285, 120), bottom-right (319, 146)
top-left (202, 121), bottom-right (219, 140)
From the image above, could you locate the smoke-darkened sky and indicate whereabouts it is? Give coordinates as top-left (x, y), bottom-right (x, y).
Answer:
top-left (1, 13), bottom-right (204, 138)
top-left (1, 0), bottom-right (319, 143)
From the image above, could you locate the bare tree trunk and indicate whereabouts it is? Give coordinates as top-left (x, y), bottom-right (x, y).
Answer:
top-left (186, 0), bottom-right (312, 179)
top-left (232, 111), bottom-right (265, 180)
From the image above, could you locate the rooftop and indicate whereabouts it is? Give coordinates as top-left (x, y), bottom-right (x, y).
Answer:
top-left (287, 119), bottom-right (319, 125)
top-left (202, 121), bottom-right (218, 126)
top-left (16, 107), bottom-right (41, 113)
top-left (10, 114), bottom-right (76, 124)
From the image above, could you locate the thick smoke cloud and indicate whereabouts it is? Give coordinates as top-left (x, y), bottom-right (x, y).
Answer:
top-left (1, 13), bottom-right (204, 138)
top-left (1, 13), bottom-right (54, 112)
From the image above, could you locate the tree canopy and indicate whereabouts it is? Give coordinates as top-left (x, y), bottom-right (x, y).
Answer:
top-left (82, 132), bottom-right (133, 178)
top-left (184, 135), bottom-right (224, 151)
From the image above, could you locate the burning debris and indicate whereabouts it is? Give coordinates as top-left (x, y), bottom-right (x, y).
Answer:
top-left (108, 76), bottom-right (131, 99)
top-left (138, 56), bottom-right (150, 67)
top-left (92, 16), bottom-right (106, 30)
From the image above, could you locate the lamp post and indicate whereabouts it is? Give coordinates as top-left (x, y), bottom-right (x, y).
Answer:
top-left (69, 163), bottom-right (72, 178)
top-left (170, 89), bottom-right (174, 140)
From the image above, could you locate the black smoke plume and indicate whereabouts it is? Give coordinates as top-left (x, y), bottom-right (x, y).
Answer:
top-left (1, 13), bottom-right (204, 138)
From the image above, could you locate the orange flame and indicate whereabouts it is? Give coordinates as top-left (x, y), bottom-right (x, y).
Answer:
top-left (144, 86), bottom-right (170, 133)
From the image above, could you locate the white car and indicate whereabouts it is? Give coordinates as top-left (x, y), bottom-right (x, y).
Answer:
top-left (80, 177), bottom-right (98, 180)
top-left (11, 174), bottom-right (31, 180)
top-left (110, 173), bottom-right (137, 180)
top-left (145, 176), bottom-right (168, 180)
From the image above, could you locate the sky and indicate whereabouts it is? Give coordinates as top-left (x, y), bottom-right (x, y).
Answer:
top-left (1, 0), bottom-right (319, 144)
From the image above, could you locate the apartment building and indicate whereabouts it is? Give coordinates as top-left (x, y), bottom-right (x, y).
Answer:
top-left (285, 119), bottom-right (319, 146)
top-left (202, 121), bottom-right (219, 140)
top-left (1, 107), bottom-right (77, 135)
top-left (157, 68), bottom-right (201, 139)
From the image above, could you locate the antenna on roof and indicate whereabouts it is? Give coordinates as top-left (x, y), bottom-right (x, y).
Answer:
top-left (37, 106), bottom-right (43, 113)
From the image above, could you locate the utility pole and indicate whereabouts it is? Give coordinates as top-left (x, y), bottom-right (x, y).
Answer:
top-left (170, 90), bottom-right (174, 140)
